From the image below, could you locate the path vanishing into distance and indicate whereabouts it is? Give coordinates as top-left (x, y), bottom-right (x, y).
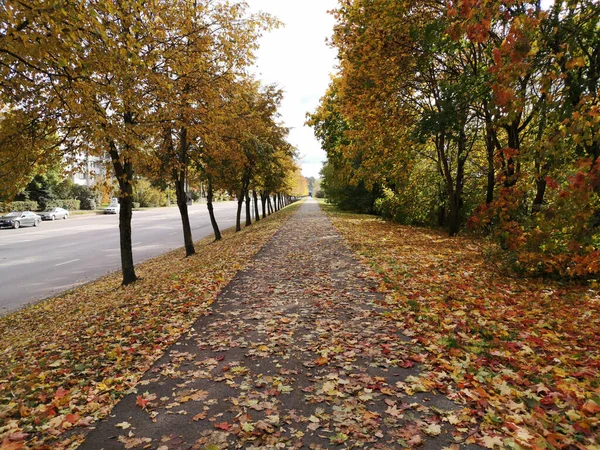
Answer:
top-left (0, 201), bottom-right (246, 314)
top-left (80, 199), bottom-right (481, 449)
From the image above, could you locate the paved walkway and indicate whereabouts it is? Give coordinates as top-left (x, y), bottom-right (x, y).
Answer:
top-left (81, 199), bottom-right (478, 449)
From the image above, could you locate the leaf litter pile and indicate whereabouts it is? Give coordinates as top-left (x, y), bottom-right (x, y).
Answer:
top-left (76, 200), bottom-right (479, 450)
top-left (326, 207), bottom-right (600, 449)
top-left (0, 203), bottom-right (300, 449)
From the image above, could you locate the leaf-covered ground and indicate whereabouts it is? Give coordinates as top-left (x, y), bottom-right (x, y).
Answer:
top-left (76, 199), bottom-right (481, 450)
top-left (2, 200), bottom-right (598, 450)
top-left (325, 205), bottom-right (600, 449)
top-left (0, 203), bottom-right (300, 449)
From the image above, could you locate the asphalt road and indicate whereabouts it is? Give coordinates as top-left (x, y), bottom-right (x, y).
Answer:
top-left (0, 201), bottom-right (246, 315)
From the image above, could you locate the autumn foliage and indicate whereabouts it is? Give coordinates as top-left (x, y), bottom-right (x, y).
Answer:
top-left (310, 0), bottom-right (600, 278)
top-left (1, 0), bottom-right (301, 282)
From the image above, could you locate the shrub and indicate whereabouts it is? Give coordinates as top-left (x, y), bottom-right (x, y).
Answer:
top-left (190, 189), bottom-right (202, 202)
top-left (374, 187), bottom-right (401, 220)
top-left (132, 202), bottom-right (140, 209)
top-left (54, 179), bottom-right (76, 200)
top-left (133, 179), bottom-right (168, 207)
top-left (71, 185), bottom-right (102, 210)
top-left (45, 199), bottom-right (81, 210)
top-left (2, 200), bottom-right (39, 212)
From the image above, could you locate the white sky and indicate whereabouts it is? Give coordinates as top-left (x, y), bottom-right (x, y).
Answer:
top-left (247, 0), bottom-right (339, 179)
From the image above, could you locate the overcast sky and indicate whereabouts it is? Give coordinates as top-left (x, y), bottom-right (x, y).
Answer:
top-left (247, 0), bottom-right (339, 179)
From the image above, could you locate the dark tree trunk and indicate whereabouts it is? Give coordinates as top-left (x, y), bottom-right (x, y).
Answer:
top-left (448, 130), bottom-right (467, 236)
top-left (175, 172), bottom-right (194, 256)
top-left (436, 127), bottom-right (466, 237)
top-left (273, 194), bottom-right (278, 211)
top-left (484, 109), bottom-right (497, 204)
top-left (108, 137), bottom-right (137, 285)
top-left (448, 193), bottom-right (461, 236)
top-left (206, 176), bottom-right (221, 241)
top-left (261, 191), bottom-right (267, 218)
top-left (236, 172), bottom-right (250, 231)
top-left (532, 106), bottom-right (549, 214)
top-left (437, 184), bottom-right (446, 227)
top-left (532, 173), bottom-right (547, 213)
top-left (267, 195), bottom-right (273, 215)
top-left (503, 122), bottom-right (520, 188)
top-left (245, 189), bottom-right (252, 226)
top-left (253, 190), bottom-right (260, 222)
top-left (236, 191), bottom-right (243, 232)
top-left (174, 127), bottom-right (195, 257)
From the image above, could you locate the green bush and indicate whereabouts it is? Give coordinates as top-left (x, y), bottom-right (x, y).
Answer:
top-left (71, 185), bottom-right (102, 210)
top-left (132, 202), bottom-right (140, 209)
top-left (133, 179), bottom-right (168, 207)
top-left (45, 199), bottom-right (81, 210)
top-left (2, 200), bottom-right (39, 212)
top-left (190, 190), bottom-right (202, 202)
top-left (54, 179), bottom-right (76, 200)
top-left (374, 187), bottom-right (401, 220)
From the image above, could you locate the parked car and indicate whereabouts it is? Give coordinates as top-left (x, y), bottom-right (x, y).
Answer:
top-left (104, 198), bottom-right (120, 214)
top-left (38, 207), bottom-right (69, 221)
top-left (0, 211), bottom-right (42, 229)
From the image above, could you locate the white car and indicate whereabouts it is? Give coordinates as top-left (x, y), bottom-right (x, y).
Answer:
top-left (104, 198), bottom-right (120, 214)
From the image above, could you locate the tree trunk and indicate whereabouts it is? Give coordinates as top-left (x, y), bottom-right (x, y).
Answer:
top-left (206, 176), bottom-right (221, 241)
top-left (485, 115), bottom-right (497, 204)
top-left (174, 127), bottom-right (195, 256)
top-left (236, 190), bottom-right (243, 232)
top-left (532, 173), bottom-right (547, 213)
top-left (175, 171), bottom-right (195, 256)
top-left (108, 138), bottom-right (137, 285)
top-left (437, 126), bottom-right (466, 237)
top-left (245, 189), bottom-right (252, 226)
top-left (532, 106), bottom-right (549, 214)
top-left (448, 130), bottom-right (467, 236)
top-left (253, 190), bottom-right (260, 222)
top-left (503, 122), bottom-right (520, 188)
top-left (448, 193), bottom-right (460, 236)
top-left (261, 191), bottom-right (267, 218)
top-left (437, 183), bottom-right (446, 227)
top-left (118, 189), bottom-right (136, 284)
top-left (267, 195), bottom-right (273, 215)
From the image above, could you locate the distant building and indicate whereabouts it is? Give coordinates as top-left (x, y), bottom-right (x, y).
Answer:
top-left (70, 153), bottom-right (108, 187)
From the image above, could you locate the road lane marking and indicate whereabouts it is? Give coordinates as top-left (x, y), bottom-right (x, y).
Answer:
top-left (55, 259), bottom-right (80, 267)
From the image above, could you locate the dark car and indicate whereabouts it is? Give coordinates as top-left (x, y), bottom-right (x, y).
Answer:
top-left (38, 207), bottom-right (69, 221)
top-left (0, 211), bottom-right (42, 229)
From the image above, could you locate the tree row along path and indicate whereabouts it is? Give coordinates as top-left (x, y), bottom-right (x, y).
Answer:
top-left (80, 199), bottom-right (481, 449)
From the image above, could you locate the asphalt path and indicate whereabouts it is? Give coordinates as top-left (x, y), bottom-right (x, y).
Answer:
top-left (0, 201), bottom-right (246, 315)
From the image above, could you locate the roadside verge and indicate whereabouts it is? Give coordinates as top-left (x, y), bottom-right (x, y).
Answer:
top-left (321, 201), bottom-right (600, 449)
top-left (0, 201), bottom-right (301, 449)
